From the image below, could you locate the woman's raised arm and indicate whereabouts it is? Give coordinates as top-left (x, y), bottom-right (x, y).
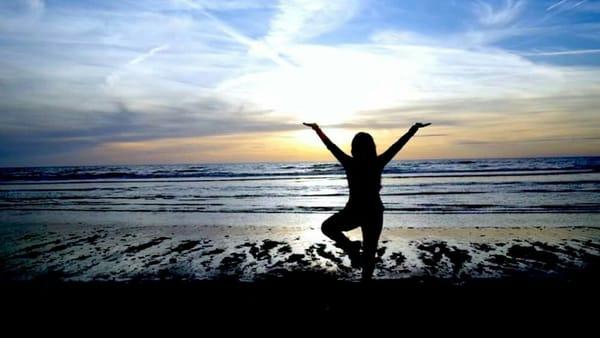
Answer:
top-left (378, 123), bottom-right (431, 166)
top-left (303, 123), bottom-right (351, 166)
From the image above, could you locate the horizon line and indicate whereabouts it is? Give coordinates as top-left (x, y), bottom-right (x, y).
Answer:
top-left (1, 154), bottom-right (599, 169)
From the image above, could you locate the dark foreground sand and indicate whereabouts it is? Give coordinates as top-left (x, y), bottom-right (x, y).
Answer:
top-left (1, 224), bottom-right (598, 320)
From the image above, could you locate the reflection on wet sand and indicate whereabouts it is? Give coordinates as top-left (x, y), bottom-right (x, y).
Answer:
top-left (2, 225), bottom-right (598, 282)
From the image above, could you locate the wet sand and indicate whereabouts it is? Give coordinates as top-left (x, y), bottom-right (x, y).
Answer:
top-left (1, 224), bottom-right (598, 282)
top-left (1, 224), bottom-right (598, 322)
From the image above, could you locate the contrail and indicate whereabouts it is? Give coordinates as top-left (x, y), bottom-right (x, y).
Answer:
top-left (128, 44), bottom-right (170, 65)
top-left (105, 44), bottom-right (170, 87)
top-left (180, 0), bottom-right (292, 67)
top-left (572, 0), bottom-right (587, 9)
top-left (521, 48), bottom-right (600, 56)
top-left (547, 0), bottom-right (568, 11)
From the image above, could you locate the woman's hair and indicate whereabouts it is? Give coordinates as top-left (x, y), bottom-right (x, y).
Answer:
top-left (351, 132), bottom-right (377, 160)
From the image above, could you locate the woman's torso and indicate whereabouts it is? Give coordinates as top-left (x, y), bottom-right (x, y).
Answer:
top-left (344, 159), bottom-right (384, 211)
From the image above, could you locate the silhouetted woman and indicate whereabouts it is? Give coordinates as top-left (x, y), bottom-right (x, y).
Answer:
top-left (303, 122), bottom-right (431, 280)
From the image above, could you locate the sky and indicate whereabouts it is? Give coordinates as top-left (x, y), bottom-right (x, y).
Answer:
top-left (0, 0), bottom-right (599, 166)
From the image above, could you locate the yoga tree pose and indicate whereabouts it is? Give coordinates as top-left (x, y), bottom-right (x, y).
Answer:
top-left (303, 122), bottom-right (431, 280)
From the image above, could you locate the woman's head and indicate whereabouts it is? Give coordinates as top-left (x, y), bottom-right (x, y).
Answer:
top-left (351, 132), bottom-right (377, 160)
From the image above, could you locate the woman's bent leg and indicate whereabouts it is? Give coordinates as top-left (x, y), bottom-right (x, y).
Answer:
top-left (321, 210), bottom-right (357, 249)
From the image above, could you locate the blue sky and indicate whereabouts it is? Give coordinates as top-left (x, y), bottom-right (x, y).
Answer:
top-left (1, 0), bottom-right (599, 166)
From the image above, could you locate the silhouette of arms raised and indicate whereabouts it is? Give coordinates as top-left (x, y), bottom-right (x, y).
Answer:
top-left (378, 123), bottom-right (431, 166)
top-left (303, 123), bottom-right (351, 165)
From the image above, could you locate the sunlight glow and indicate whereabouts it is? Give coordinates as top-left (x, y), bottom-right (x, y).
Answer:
top-left (218, 45), bottom-right (425, 125)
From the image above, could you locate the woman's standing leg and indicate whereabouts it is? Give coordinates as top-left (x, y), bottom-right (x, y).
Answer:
top-left (361, 209), bottom-right (383, 280)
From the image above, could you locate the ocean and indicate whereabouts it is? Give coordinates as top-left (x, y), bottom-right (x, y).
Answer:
top-left (1, 157), bottom-right (599, 228)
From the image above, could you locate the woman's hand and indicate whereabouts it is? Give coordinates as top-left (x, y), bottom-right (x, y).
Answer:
top-left (413, 122), bottom-right (431, 129)
top-left (303, 122), bottom-right (319, 130)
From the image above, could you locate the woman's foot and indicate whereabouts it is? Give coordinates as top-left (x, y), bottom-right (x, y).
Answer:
top-left (347, 240), bottom-right (362, 268)
top-left (361, 256), bottom-right (376, 280)
top-left (333, 240), bottom-right (362, 268)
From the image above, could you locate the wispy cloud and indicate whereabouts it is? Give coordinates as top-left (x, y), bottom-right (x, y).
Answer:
top-left (473, 0), bottom-right (525, 27)
top-left (264, 0), bottom-right (360, 46)
top-left (178, 0), bottom-right (293, 67)
top-left (170, 0), bottom-right (271, 11)
top-left (458, 136), bottom-right (600, 145)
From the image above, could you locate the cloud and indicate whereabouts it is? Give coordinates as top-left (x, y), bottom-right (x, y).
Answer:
top-left (171, 0), bottom-right (272, 11)
top-left (264, 0), bottom-right (361, 46)
top-left (219, 38), bottom-right (600, 122)
top-left (370, 30), bottom-right (437, 45)
top-left (473, 0), bottom-right (525, 27)
top-left (458, 136), bottom-right (600, 145)
top-left (0, 97), bottom-right (300, 166)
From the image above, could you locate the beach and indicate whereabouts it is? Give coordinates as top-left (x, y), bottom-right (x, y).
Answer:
top-left (1, 222), bottom-right (598, 322)
top-left (1, 158), bottom-right (599, 318)
top-left (1, 223), bottom-right (598, 282)
top-left (3, 0), bottom-right (600, 325)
